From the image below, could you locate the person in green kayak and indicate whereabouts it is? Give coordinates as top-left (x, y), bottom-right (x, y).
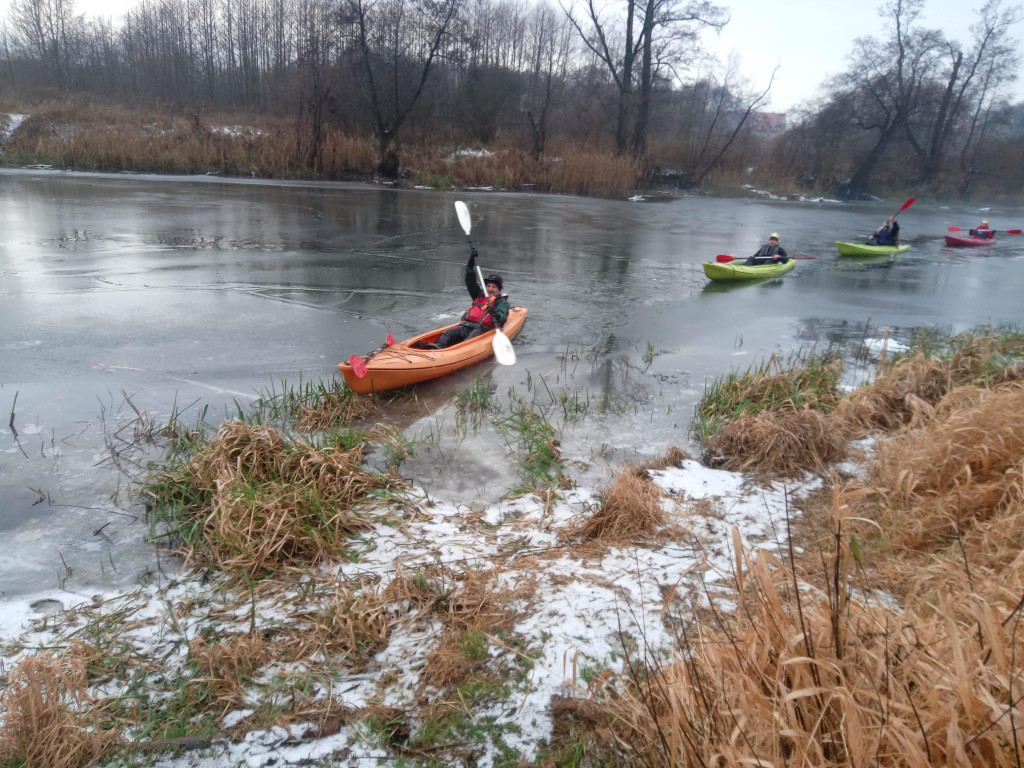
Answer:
top-left (745, 233), bottom-right (789, 265)
top-left (425, 246), bottom-right (509, 349)
top-left (868, 217), bottom-right (900, 246)
top-left (970, 219), bottom-right (994, 239)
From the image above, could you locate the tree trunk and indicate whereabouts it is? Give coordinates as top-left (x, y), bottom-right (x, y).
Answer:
top-left (630, 2), bottom-right (653, 157)
top-left (844, 125), bottom-right (895, 197)
top-left (614, 0), bottom-right (635, 155)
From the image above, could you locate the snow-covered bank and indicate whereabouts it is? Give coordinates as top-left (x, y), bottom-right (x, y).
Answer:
top-left (0, 461), bottom-right (821, 767)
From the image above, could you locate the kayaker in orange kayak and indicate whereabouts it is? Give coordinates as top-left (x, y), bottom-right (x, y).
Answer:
top-left (745, 233), bottom-right (789, 265)
top-left (970, 220), bottom-right (994, 238)
top-left (868, 217), bottom-right (900, 245)
top-left (424, 247), bottom-right (510, 350)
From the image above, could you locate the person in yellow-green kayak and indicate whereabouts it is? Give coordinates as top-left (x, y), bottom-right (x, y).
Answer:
top-left (424, 246), bottom-right (510, 350)
top-left (745, 233), bottom-right (789, 265)
top-left (868, 217), bottom-right (900, 246)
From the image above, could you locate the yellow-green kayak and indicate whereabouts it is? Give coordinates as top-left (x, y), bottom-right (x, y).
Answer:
top-left (835, 241), bottom-right (911, 257)
top-left (702, 259), bottom-right (796, 281)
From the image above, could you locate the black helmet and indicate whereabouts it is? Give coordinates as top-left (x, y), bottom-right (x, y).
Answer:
top-left (484, 273), bottom-right (503, 290)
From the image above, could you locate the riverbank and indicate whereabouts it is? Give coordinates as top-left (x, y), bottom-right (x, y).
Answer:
top-left (0, 99), bottom-right (836, 202)
top-left (2, 329), bottom-right (1022, 766)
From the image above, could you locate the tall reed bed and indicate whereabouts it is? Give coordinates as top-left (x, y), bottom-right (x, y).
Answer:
top-left (696, 329), bottom-right (1024, 476)
top-left (4, 100), bottom-right (647, 197)
top-left (561, 330), bottom-right (1024, 765)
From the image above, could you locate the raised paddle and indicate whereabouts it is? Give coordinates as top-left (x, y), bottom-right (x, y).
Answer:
top-left (716, 253), bottom-right (815, 263)
top-left (948, 226), bottom-right (1021, 234)
top-left (454, 201), bottom-right (516, 366)
top-left (872, 197), bottom-right (915, 238)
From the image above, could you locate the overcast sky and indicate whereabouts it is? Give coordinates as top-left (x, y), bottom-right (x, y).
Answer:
top-left (2, 0), bottom-right (1022, 112)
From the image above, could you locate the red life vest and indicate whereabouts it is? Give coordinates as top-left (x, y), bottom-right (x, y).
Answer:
top-left (462, 295), bottom-right (506, 327)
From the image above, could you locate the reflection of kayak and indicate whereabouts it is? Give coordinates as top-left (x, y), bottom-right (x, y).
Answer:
top-left (702, 260), bottom-right (796, 281)
top-left (944, 234), bottom-right (996, 247)
top-left (835, 242), bottom-right (911, 257)
top-left (338, 307), bottom-right (528, 394)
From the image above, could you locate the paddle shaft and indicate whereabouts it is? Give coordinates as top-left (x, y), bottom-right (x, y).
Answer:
top-left (875, 197), bottom-right (915, 234)
top-left (949, 226), bottom-right (1020, 234)
top-left (717, 253), bottom-right (814, 262)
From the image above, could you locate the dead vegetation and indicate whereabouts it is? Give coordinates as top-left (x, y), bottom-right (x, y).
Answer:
top-left (295, 388), bottom-right (380, 431)
top-left (385, 565), bottom-right (535, 691)
top-left (145, 421), bottom-right (401, 576)
top-left (568, 332), bottom-right (1024, 766)
top-left (566, 467), bottom-right (666, 543)
top-left (636, 445), bottom-right (690, 471)
top-left (282, 582), bottom-right (393, 669)
top-left (705, 407), bottom-right (847, 475)
top-left (582, 475), bottom-right (1024, 766)
top-left (699, 330), bottom-right (1024, 476)
top-left (870, 383), bottom-right (1024, 553)
top-left (0, 642), bottom-right (119, 768)
top-left (189, 632), bottom-right (271, 713)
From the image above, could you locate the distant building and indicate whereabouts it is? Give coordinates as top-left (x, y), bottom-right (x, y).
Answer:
top-left (749, 112), bottom-right (787, 136)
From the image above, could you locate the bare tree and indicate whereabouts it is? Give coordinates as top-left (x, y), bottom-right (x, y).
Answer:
top-left (524, 1), bottom-right (573, 158)
top-left (836, 0), bottom-right (944, 195)
top-left (10, 0), bottom-right (80, 90)
top-left (562, 0), bottom-right (724, 155)
top-left (345, 0), bottom-right (462, 176)
top-left (902, 0), bottom-right (1022, 183)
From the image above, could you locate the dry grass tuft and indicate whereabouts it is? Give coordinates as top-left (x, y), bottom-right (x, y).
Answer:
top-left (189, 632), bottom-right (271, 711)
top-left (295, 389), bottom-right (379, 431)
top-left (638, 445), bottom-right (690, 471)
top-left (416, 567), bottom-right (534, 690)
top-left (567, 468), bottom-right (665, 542)
top-left (705, 408), bottom-right (848, 476)
top-left (0, 643), bottom-right (119, 768)
top-left (870, 384), bottom-right (1024, 552)
top-left (283, 583), bottom-right (392, 669)
top-left (148, 421), bottom-right (399, 576)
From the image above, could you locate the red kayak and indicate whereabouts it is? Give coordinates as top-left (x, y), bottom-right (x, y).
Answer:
top-left (945, 234), bottom-right (996, 247)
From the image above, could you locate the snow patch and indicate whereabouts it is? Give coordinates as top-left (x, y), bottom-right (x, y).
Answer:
top-left (447, 148), bottom-right (495, 161)
top-left (860, 336), bottom-right (909, 358)
top-left (1, 113), bottom-right (27, 142)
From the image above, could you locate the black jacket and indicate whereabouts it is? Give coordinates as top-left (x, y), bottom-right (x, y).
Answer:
top-left (746, 243), bottom-right (789, 265)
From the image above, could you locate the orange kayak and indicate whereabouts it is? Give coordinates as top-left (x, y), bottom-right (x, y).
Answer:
top-left (338, 307), bottom-right (528, 394)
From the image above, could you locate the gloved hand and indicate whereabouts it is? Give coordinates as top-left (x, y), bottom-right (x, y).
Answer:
top-left (468, 246), bottom-right (478, 266)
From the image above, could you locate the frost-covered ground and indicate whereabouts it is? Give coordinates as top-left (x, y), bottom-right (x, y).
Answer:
top-left (0, 113), bottom-right (27, 143)
top-left (0, 460), bottom-right (822, 767)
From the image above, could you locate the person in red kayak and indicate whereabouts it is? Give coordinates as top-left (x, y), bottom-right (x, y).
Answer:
top-left (425, 247), bottom-right (510, 349)
top-left (970, 219), bottom-right (994, 238)
top-left (745, 233), bottom-right (789, 265)
top-left (868, 217), bottom-right (900, 246)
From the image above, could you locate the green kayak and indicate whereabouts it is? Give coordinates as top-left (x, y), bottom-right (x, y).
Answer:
top-left (702, 259), bottom-right (796, 282)
top-left (835, 241), bottom-right (911, 257)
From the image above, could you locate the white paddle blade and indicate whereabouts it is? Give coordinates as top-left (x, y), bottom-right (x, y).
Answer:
top-left (454, 201), bottom-right (472, 236)
top-left (492, 329), bottom-right (516, 365)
